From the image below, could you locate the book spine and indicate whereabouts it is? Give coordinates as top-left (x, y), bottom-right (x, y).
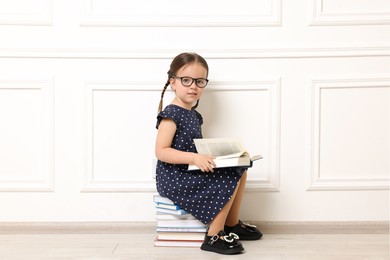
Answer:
top-left (156, 203), bottom-right (181, 210)
top-left (156, 208), bottom-right (189, 215)
top-left (156, 227), bottom-right (207, 232)
top-left (157, 220), bottom-right (206, 228)
top-left (153, 195), bottom-right (175, 205)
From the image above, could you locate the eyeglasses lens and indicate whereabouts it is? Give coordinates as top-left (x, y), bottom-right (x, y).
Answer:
top-left (180, 77), bottom-right (207, 88)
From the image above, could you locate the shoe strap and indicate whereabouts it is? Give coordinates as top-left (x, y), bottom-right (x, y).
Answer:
top-left (224, 232), bottom-right (239, 242)
top-left (240, 220), bottom-right (257, 229)
top-left (209, 234), bottom-right (219, 245)
top-left (208, 231), bottom-right (239, 245)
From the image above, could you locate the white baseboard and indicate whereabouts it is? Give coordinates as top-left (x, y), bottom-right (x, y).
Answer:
top-left (0, 221), bottom-right (388, 234)
top-left (253, 221), bottom-right (389, 234)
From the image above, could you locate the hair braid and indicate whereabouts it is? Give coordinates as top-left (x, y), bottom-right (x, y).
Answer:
top-left (157, 52), bottom-right (208, 113)
top-left (191, 100), bottom-right (200, 110)
top-left (157, 79), bottom-right (170, 113)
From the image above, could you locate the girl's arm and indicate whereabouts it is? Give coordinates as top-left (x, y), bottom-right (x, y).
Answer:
top-left (155, 118), bottom-right (215, 172)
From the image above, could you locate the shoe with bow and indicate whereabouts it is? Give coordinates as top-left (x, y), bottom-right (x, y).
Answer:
top-left (200, 230), bottom-right (244, 255)
top-left (224, 220), bottom-right (262, 240)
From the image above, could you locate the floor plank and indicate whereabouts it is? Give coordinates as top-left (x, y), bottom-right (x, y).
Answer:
top-left (0, 233), bottom-right (388, 260)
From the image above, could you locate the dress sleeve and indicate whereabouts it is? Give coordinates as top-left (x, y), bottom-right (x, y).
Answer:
top-left (156, 107), bottom-right (177, 129)
top-left (195, 110), bottom-right (203, 126)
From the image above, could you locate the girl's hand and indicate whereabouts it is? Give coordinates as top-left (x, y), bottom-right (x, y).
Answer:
top-left (193, 154), bottom-right (216, 173)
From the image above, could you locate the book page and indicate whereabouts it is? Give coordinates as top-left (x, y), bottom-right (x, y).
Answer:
top-left (194, 138), bottom-right (246, 157)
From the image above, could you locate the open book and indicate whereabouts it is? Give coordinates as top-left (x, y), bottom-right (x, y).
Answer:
top-left (187, 138), bottom-right (262, 171)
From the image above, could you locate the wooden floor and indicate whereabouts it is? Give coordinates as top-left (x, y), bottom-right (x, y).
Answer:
top-left (0, 232), bottom-right (388, 260)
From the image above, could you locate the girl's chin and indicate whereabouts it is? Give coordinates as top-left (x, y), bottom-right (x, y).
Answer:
top-left (184, 98), bottom-right (198, 104)
top-left (175, 97), bottom-right (199, 107)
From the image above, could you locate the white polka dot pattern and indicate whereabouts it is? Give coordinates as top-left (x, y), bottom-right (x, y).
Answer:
top-left (155, 104), bottom-right (244, 224)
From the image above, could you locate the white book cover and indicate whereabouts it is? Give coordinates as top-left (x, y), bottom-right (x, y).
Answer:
top-left (155, 207), bottom-right (189, 216)
top-left (156, 227), bottom-right (207, 232)
top-left (155, 203), bottom-right (181, 210)
top-left (157, 232), bottom-right (205, 241)
top-left (153, 195), bottom-right (175, 205)
top-left (157, 219), bottom-right (206, 228)
top-left (156, 213), bottom-right (196, 221)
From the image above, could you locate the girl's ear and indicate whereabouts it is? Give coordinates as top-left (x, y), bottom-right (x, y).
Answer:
top-left (169, 77), bottom-right (176, 90)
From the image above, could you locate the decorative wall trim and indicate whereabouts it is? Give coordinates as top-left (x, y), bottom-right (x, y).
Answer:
top-left (0, 0), bottom-right (53, 26)
top-left (82, 81), bottom-right (159, 192)
top-left (80, 0), bottom-right (281, 27)
top-left (309, 0), bottom-right (390, 25)
top-left (206, 80), bottom-right (281, 192)
top-left (0, 46), bottom-right (388, 59)
top-left (0, 79), bottom-right (55, 191)
top-left (306, 77), bottom-right (390, 191)
top-left (82, 80), bottom-right (281, 192)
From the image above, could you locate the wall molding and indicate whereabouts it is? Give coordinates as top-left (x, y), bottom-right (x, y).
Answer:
top-left (80, 0), bottom-right (281, 27)
top-left (0, 46), bottom-right (388, 59)
top-left (0, 0), bottom-right (53, 26)
top-left (0, 79), bottom-right (55, 191)
top-left (82, 81), bottom-right (159, 192)
top-left (206, 80), bottom-right (281, 192)
top-left (82, 80), bottom-right (281, 192)
top-left (309, 0), bottom-right (390, 26)
top-left (306, 76), bottom-right (390, 191)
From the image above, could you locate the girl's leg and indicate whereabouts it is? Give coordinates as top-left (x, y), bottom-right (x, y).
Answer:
top-left (213, 170), bottom-right (262, 241)
top-left (207, 180), bottom-right (240, 236)
top-left (225, 171), bottom-right (247, 226)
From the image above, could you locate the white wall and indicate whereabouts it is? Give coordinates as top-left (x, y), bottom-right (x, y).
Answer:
top-left (0, 0), bottom-right (388, 222)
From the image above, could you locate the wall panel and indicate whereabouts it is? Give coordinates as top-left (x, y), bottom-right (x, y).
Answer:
top-left (307, 77), bottom-right (389, 190)
top-left (83, 81), bottom-right (160, 192)
top-left (310, 0), bottom-right (390, 25)
top-left (0, 0), bottom-right (52, 25)
top-left (198, 80), bottom-right (281, 191)
top-left (81, 0), bottom-right (281, 26)
top-left (0, 79), bottom-right (54, 191)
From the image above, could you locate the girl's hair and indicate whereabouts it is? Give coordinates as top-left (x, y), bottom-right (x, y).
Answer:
top-left (158, 52), bottom-right (209, 113)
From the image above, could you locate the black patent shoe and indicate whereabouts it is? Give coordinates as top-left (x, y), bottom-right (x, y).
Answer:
top-left (200, 230), bottom-right (244, 255)
top-left (224, 220), bottom-right (263, 240)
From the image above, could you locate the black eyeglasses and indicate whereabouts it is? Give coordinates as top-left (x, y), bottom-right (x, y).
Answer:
top-left (173, 76), bottom-right (209, 88)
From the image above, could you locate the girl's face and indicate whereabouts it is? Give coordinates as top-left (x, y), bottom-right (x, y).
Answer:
top-left (170, 62), bottom-right (208, 110)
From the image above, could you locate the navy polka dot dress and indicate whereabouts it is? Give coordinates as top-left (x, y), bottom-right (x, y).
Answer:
top-left (156, 104), bottom-right (245, 225)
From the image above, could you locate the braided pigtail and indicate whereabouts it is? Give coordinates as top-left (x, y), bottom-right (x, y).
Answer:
top-left (158, 79), bottom-right (170, 113)
top-left (159, 52), bottom-right (208, 113)
top-left (191, 100), bottom-right (200, 110)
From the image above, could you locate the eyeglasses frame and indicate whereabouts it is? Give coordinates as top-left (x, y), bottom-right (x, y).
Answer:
top-left (172, 76), bottom-right (209, 88)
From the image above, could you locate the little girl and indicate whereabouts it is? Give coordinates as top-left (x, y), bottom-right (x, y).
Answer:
top-left (155, 52), bottom-right (262, 255)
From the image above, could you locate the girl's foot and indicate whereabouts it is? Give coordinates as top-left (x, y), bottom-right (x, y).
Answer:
top-left (224, 220), bottom-right (263, 240)
top-left (200, 230), bottom-right (244, 255)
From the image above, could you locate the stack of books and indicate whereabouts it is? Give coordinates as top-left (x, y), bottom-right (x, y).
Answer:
top-left (154, 195), bottom-right (207, 247)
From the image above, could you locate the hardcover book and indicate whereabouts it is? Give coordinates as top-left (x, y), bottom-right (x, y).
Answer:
top-left (187, 138), bottom-right (262, 171)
